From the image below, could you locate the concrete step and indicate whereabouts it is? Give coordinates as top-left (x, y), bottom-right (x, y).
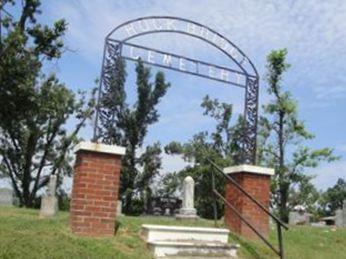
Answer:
top-left (141, 224), bottom-right (230, 243)
top-left (159, 257), bottom-right (233, 259)
top-left (148, 240), bottom-right (238, 258)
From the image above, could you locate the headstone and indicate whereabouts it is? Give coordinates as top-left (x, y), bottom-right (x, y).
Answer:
top-left (289, 211), bottom-right (310, 225)
top-left (175, 176), bottom-right (198, 220)
top-left (335, 209), bottom-right (343, 227)
top-left (289, 205), bottom-right (310, 225)
top-left (343, 200), bottom-right (346, 227)
top-left (335, 200), bottom-right (346, 227)
top-left (164, 208), bottom-right (171, 216)
top-left (0, 188), bottom-right (13, 205)
top-left (117, 200), bottom-right (123, 216)
top-left (39, 175), bottom-right (58, 218)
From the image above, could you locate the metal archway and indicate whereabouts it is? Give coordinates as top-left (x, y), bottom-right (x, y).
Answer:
top-left (93, 16), bottom-right (260, 165)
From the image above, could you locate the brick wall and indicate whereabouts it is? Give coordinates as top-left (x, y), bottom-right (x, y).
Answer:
top-left (224, 172), bottom-right (271, 239)
top-left (70, 150), bottom-right (122, 237)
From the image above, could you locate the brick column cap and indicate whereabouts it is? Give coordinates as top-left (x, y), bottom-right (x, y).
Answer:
top-left (223, 164), bottom-right (274, 176)
top-left (75, 141), bottom-right (126, 156)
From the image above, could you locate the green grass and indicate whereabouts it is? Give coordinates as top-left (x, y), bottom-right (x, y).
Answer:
top-left (0, 206), bottom-right (345, 259)
top-left (236, 225), bottom-right (346, 259)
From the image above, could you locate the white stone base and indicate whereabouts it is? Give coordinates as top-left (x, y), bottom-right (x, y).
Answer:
top-left (175, 208), bottom-right (198, 220)
top-left (175, 214), bottom-right (199, 220)
top-left (148, 240), bottom-right (238, 258)
top-left (141, 224), bottom-right (238, 258)
top-left (39, 196), bottom-right (58, 218)
top-left (141, 225), bottom-right (230, 244)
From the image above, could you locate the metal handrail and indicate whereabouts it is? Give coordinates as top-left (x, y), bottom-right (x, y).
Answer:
top-left (207, 158), bottom-right (288, 229)
top-left (207, 158), bottom-right (288, 259)
top-left (213, 189), bottom-right (282, 256)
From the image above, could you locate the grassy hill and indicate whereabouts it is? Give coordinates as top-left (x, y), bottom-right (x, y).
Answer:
top-left (0, 206), bottom-right (345, 259)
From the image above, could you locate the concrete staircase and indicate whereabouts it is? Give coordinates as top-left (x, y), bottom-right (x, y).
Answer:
top-left (141, 225), bottom-right (239, 258)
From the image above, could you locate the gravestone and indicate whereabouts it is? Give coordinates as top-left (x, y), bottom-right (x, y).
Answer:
top-left (335, 209), bottom-right (343, 227)
top-left (175, 176), bottom-right (198, 220)
top-left (289, 205), bottom-right (310, 225)
top-left (343, 200), bottom-right (346, 227)
top-left (39, 175), bottom-right (58, 218)
top-left (335, 200), bottom-right (346, 227)
top-left (117, 200), bottom-right (123, 216)
top-left (0, 188), bottom-right (13, 206)
top-left (289, 211), bottom-right (310, 225)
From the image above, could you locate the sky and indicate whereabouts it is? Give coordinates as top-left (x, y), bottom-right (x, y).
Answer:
top-left (2, 0), bottom-right (345, 190)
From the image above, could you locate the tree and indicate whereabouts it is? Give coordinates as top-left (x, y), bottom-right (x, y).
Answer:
top-left (98, 56), bottom-right (170, 214)
top-left (259, 49), bottom-right (338, 222)
top-left (155, 171), bottom-right (180, 197)
top-left (164, 95), bottom-right (243, 219)
top-left (319, 178), bottom-right (346, 216)
top-left (0, 0), bottom-right (95, 207)
top-left (136, 142), bottom-right (162, 213)
top-left (289, 178), bottom-right (320, 214)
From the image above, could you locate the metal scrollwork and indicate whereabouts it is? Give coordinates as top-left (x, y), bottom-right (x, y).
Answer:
top-left (93, 42), bottom-right (122, 143)
top-left (243, 78), bottom-right (259, 164)
top-left (93, 16), bottom-right (260, 165)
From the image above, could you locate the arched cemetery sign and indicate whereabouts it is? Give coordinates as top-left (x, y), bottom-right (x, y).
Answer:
top-left (93, 16), bottom-right (260, 164)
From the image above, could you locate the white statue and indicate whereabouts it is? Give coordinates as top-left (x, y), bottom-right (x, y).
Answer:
top-left (175, 176), bottom-right (198, 220)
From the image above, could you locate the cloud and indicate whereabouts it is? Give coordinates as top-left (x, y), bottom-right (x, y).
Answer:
top-left (315, 85), bottom-right (346, 101)
top-left (160, 153), bottom-right (190, 174)
top-left (311, 160), bottom-right (346, 190)
top-left (338, 144), bottom-right (346, 153)
top-left (46, 0), bottom-right (346, 102)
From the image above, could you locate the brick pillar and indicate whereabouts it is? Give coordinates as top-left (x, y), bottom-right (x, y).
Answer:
top-left (223, 165), bottom-right (274, 239)
top-left (70, 142), bottom-right (125, 237)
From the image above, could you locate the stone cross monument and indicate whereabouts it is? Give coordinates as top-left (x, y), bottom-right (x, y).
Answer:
top-left (39, 174), bottom-right (58, 218)
top-left (175, 176), bottom-right (198, 220)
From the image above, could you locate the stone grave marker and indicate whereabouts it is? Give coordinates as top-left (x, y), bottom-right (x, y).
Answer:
top-left (39, 174), bottom-right (58, 218)
top-left (0, 188), bottom-right (13, 206)
top-left (289, 205), bottom-right (310, 225)
top-left (335, 200), bottom-right (346, 227)
top-left (117, 200), bottom-right (123, 216)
